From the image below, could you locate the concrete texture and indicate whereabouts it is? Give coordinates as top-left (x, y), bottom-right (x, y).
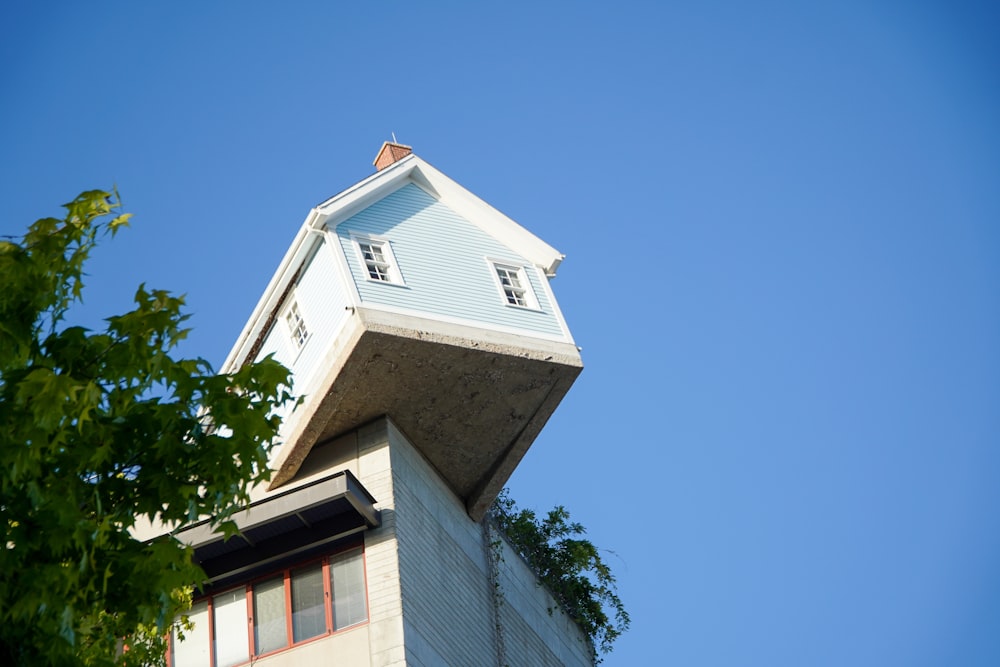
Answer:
top-left (269, 306), bottom-right (582, 520)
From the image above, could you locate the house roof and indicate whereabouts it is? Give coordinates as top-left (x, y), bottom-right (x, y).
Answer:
top-left (217, 152), bottom-right (581, 519)
top-left (314, 153), bottom-right (564, 274)
top-left (222, 152), bottom-right (565, 375)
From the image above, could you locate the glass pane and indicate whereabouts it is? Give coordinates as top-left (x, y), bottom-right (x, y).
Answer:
top-left (330, 549), bottom-right (368, 630)
top-left (172, 599), bottom-right (210, 667)
top-left (291, 564), bottom-right (326, 642)
top-left (253, 577), bottom-right (287, 655)
top-left (213, 589), bottom-right (249, 667)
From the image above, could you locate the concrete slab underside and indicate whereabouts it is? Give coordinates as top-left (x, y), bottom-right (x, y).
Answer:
top-left (269, 317), bottom-right (582, 520)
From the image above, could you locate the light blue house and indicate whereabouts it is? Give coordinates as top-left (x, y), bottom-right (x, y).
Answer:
top-left (223, 141), bottom-right (582, 519)
top-left (167, 144), bottom-right (590, 666)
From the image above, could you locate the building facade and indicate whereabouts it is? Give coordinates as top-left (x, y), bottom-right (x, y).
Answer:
top-left (166, 144), bottom-right (589, 666)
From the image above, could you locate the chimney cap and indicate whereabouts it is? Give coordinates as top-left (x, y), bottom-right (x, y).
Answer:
top-left (373, 141), bottom-right (413, 171)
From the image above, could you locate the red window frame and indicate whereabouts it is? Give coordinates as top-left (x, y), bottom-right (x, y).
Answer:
top-left (167, 543), bottom-right (368, 666)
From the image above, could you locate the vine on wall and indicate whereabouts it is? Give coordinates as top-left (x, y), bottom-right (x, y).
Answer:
top-left (482, 518), bottom-right (509, 667)
top-left (488, 490), bottom-right (630, 663)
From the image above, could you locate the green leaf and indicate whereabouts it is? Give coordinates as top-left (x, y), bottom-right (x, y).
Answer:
top-left (0, 189), bottom-right (294, 666)
top-left (490, 490), bottom-right (630, 662)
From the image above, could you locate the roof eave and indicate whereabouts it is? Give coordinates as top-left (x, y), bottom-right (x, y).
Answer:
top-left (221, 152), bottom-right (566, 372)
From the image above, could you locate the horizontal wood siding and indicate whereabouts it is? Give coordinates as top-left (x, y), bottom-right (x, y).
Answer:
top-left (290, 240), bottom-right (351, 391)
top-left (253, 240), bottom-right (351, 454)
top-left (253, 327), bottom-right (295, 458)
top-left (336, 184), bottom-right (565, 339)
top-left (255, 327), bottom-right (291, 372)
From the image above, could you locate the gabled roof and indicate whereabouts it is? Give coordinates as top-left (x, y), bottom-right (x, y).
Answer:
top-left (315, 153), bottom-right (564, 275)
top-left (218, 151), bottom-right (582, 518)
top-left (222, 153), bottom-right (565, 374)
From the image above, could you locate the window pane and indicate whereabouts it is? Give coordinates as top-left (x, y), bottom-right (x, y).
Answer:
top-left (213, 589), bottom-right (249, 667)
top-left (495, 265), bottom-right (532, 307)
top-left (285, 303), bottom-right (308, 348)
top-left (291, 564), bottom-right (326, 642)
top-left (330, 549), bottom-right (368, 630)
top-left (359, 240), bottom-right (396, 282)
top-left (172, 599), bottom-right (210, 667)
top-left (253, 577), bottom-right (287, 655)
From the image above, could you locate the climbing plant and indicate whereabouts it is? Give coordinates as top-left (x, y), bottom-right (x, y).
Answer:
top-left (489, 490), bottom-right (630, 663)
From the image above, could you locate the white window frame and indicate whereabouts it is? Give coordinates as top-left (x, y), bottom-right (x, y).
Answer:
top-left (351, 235), bottom-right (405, 286)
top-left (283, 300), bottom-right (309, 350)
top-left (488, 259), bottom-right (541, 311)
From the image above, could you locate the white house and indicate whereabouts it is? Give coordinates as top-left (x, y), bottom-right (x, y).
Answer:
top-left (167, 143), bottom-right (589, 666)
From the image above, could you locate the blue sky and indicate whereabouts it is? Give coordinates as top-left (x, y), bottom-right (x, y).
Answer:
top-left (2, 2), bottom-right (999, 665)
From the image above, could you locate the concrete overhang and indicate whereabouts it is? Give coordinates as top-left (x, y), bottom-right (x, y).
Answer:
top-left (175, 470), bottom-right (378, 587)
top-left (270, 307), bottom-right (583, 520)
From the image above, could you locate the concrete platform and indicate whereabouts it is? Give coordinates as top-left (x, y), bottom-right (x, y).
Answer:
top-left (269, 306), bottom-right (583, 519)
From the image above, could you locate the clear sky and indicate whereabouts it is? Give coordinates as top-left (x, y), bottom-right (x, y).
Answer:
top-left (2, 2), bottom-right (999, 665)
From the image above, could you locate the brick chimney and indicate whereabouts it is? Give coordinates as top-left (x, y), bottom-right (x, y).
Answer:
top-left (373, 141), bottom-right (413, 171)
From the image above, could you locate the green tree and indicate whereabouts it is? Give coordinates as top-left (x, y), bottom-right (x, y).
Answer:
top-left (490, 490), bottom-right (630, 663)
top-left (0, 191), bottom-right (294, 666)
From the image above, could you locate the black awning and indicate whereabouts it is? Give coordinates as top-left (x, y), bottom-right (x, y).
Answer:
top-left (176, 469), bottom-right (378, 585)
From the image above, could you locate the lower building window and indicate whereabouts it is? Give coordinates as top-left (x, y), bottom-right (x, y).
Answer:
top-left (170, 546), bottom-right (368, 666)
top-left (331, 547), bottom-right (368, 629)
top-left (291, 563), bottom-right (326, 642)
top-left (252, 577), bottom-right (287, 655)
top-left (172, 600), bottom-right (209, 666)
top-left (212, 589), bottom-right (248, 667)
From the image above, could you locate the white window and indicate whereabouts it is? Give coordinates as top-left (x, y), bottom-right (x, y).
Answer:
top-left (330, 548), bottom-right (368, 630)
top-left (491, 262), bottom-right (539, 310)
top-left (291, 564), bottom-right (326, 642)
top-left (252, 577), bottom-right (287, 655)
top-left (172, 599), bottom-right (210, 667)
top-left (212, 590), bottom-right (250, 667)
top-left (353, 236), bottom-right (403, 285)
top-left (284, 301), bottom-right (308, 349)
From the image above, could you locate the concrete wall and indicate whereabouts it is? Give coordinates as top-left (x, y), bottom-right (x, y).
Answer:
top-left (248, 625), bottom-right (372, 667)
top-left (383, 419), bottom-right (593, 667)
top-left (266, 421), bottom-right (408, 667)
top-left (157, 416), bottom-right (590, 667)
top-left (495, 535), bottom-right (594, 666)
top-left (385, 420), bottom-right (498, 666)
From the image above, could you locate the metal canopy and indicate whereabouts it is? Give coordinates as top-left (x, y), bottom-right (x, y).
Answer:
top-left (175, 470), bottom-right (378, 585)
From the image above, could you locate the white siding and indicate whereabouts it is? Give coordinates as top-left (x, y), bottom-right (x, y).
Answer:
top-left (288, 239), bottom-right (352, 392)
top-left (253, 326), bottom-right (296, 462)
top-left (254, 239), bottom-right (353, 461)
top-left (336, 184), bottom-right (567, 340)
top-left (252, 239), bottom-right (350, 384)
